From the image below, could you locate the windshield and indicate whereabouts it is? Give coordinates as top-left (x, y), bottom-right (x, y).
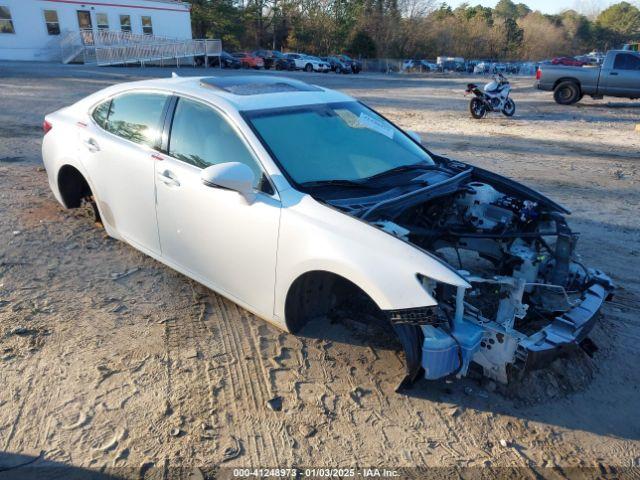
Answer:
top-left (244, 102), bottom-right (434, 185)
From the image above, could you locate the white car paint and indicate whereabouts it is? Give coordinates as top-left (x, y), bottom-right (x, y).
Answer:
top-left (285, 54), bottom-right (330, 72)
top-left (42, 75), bottom-right (468, 332)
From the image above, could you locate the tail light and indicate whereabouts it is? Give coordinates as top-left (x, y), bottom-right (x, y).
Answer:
top-left (535, 69), bottom-right (541, 80)
top-left (42, 120), bottom-right (53, 135)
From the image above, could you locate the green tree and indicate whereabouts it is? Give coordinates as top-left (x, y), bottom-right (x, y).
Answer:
top-left (494, 0), bottom-right (519, 19)
top-left (349, 29), bottom-right (377, 57)
top-left (596, 1), bottom-right (640, 46)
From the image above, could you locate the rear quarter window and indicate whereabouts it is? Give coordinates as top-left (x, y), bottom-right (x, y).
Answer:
top-left (91, 100), bottom-right (111, 128)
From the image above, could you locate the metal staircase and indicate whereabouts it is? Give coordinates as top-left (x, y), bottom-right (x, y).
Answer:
top-left (60, 30), bottom-right (221, 67)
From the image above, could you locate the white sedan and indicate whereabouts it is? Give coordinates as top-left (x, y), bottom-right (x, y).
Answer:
top-left (42, 75), bottom-right (612, 388)
top-left (285, 53), bottom-right (330, 72)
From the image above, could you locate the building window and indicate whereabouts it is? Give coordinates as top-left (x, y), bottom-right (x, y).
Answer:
top-left (43, 10), bottom-right (60, 35)
top-left (96, 13), bottom-right (109, 30)
top-left (141, 16), bottom-right (153, 35)
top-left (0, 6), bottom-right (15, 34)
top-left (120, 15), bottom-right (131, 32)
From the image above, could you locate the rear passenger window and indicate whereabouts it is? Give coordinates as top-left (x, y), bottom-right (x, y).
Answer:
top-left (614, 53), bottom-right (640, 70)
top-left (105, 92), bottom-right (169, 147)
top-left (91, 100), bottom-right (111, 128)
top-left (168, 98), bottom-right (263, 188)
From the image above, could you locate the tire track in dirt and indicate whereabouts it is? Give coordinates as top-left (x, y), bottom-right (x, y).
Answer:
top-left (207, 293), bottom-right (284, 465)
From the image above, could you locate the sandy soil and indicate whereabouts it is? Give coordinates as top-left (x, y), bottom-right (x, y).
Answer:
top-left (1, 62), bottom-right (639, 479)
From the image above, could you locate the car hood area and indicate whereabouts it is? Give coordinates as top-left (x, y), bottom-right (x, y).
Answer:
top-left (318, 157), bottom-right (614, 388)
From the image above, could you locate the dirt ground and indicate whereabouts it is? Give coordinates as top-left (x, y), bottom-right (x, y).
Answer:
top-left (1, 62), bottom-right (639, 479)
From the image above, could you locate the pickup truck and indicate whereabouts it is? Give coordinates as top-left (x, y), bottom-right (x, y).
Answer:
top-left (535, 50), bottom-right (640, 104)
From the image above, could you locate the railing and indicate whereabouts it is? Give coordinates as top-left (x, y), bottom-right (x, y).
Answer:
top-left (60, 29), bottom-right (222, 66)
top-left (95, 40), bottom-right (202, 66)
top-left (60, 31), bottom-right (84, 64)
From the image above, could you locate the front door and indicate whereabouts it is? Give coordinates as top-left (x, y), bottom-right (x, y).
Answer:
top-left (155, 97), bottom-right (280, 318)
top-left (80, 92), bottom-right (170, 256)
top-left (602, 52), bottom-right (640, 97)
top-left (77, 10), bottom-right (92, 29)
top-left (77, 10), bottom-right (94, 44)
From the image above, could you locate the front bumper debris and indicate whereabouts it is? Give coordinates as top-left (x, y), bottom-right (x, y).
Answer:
top-left (519, 270), bottom-right (613, 370)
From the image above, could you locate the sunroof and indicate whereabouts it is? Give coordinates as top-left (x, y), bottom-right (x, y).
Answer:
top-left (200, 76), bottom-right (322, 95)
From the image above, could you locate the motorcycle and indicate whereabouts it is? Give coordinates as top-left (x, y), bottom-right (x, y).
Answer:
top-left (465, 73), bottom-right (516, 119)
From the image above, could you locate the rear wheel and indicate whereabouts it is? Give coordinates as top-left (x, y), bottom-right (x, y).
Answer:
top-left (305, 63), bottom-right (313, 72)
top-left (336, 66), bottom-right (342, 74)
top-left (553, 81), bottom-right (581, 105)
top-left (502, 98), bottom-right (516, 117)
top-left (469, 98), bottom-right (487, 119)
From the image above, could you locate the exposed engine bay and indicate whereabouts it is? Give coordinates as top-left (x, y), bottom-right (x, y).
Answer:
top-left (324, 159), bottom-right (614, 386)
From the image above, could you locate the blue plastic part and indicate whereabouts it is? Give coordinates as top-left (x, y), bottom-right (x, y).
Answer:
top-left (420, 325), bottom-right (459, 380)
top-left (420, 322), bottom-right (485, 380)
top-left (451, 322), bottom-right (484, 375)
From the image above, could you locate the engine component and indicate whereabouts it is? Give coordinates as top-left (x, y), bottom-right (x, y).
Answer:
top-left (456, 182), bottom-right (514, 230)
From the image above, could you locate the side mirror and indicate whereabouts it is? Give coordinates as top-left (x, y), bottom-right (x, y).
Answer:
top-left (407, 130), bottom-right (422, 144)
top-left (201, 162), bottom-right (256, 202)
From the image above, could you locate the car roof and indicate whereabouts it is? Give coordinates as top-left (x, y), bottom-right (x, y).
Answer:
top-left (103, 75), bottom-right (354, 111)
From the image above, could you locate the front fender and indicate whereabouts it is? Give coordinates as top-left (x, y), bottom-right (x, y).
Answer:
top-left (273, 192), bottom-right (469, 324)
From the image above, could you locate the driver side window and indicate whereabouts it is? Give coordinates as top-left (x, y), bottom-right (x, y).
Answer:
top-left (168, 98), bottom-right (269, 192)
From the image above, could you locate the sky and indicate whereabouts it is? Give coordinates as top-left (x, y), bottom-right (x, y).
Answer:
top-left (442, 0), bottom-right (636, 15)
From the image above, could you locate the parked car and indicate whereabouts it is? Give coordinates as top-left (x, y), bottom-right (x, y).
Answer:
top-left (402, 59), bottom-right (434, 72)
top-left (42, 74), bottom-right (613, 388)
top-left (210, 50), bottom-right (241, 69)
top-left (253, 50), bottom-right (295, 71)
top-left (305, 55), bottom-right (331, 72)
top-left (321, 56), bottom-right (350, 73)
top-left (551, 56), bottom-right (588, 67)
top-left (232, 52), bottom-right (264, 69)
top-left (536, 50), bottom-right (640, 104)
top-left (285, 53), bottom-right (330, 72)
top-left (337, 54), bottom-right (361, 73)
top-left (284, 53), bottom-right (306, 70)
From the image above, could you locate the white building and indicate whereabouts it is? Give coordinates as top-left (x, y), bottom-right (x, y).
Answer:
top-left (0, 0), bottom-right (193, 61)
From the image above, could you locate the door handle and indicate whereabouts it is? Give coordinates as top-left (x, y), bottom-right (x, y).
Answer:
top-left (610, 71), bottom-right (619, 75)
top-left (83, 137), bottom-right (100, 152)
top-left (157, 170), bottom-right (180, 187)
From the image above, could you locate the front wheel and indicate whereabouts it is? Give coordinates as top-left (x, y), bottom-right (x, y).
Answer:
top-left (305, 63), bottom-right (313, 72)
top-left (502, 98), bottom-right (516, 117)
top-left (469, 98), bottom-right (487, 119)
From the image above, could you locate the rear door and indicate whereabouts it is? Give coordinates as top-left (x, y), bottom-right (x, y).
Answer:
top-left (601, 52), bottom-right (640, 97)
top-left (155, 96), bottom-right (280, 318)
top-left (81, 91), bottom-right (170, 255)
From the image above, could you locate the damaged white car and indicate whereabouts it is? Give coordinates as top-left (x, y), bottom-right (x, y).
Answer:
top-left (42, 75), bottom-right (613, 389)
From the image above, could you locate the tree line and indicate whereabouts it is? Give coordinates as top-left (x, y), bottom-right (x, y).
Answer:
top-left (189, 0), bottom-right (640, 60)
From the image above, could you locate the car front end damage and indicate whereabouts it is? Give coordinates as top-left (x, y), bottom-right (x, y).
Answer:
top-left (328, 158), bottom-right (614, 387)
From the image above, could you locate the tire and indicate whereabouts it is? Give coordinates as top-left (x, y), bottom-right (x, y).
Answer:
top-left (502, 98), bottom-right (516, 117)
top-left (336, 66), bottom-right (342, 74)
top-left (305, 63), bottom-right (313, 72)
top-left (553, 81), bottom-right (581, 105)
top-left (469, 98), bottom-right (487, 119)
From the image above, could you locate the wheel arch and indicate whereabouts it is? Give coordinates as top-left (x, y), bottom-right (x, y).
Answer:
top-left (57, 163), bottom-right (92, 208)
top-left (283, 269), bottom-right (385, 333)
top-left (553, 77), bottom-right (582, 91)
